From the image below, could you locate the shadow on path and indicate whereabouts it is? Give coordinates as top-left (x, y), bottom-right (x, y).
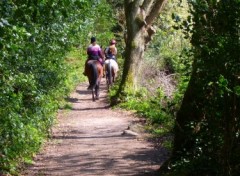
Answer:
top-left (23, 80), bottom-right (169, 176)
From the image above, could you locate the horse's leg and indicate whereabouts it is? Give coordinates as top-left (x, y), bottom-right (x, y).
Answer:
top-left (106, 63), bottom-right (112, 88)
top-left (94, 62), bottom-right (102, 99)
top-left (106, 71), bottom-right (109, 90)
top-left (113, 71), bottom-right (115, 83)
top-left (95, 83), bottom-right (99, 100)
top-left (110, 66), bottom-right (113, 86)
top-left (106, 73), bottom-right (109, 90)
top-left (111, 68), bottom-right (114, 84)
top-left (105, 64), bottom-right (109, 85)
top-left (92, 89), bottom-right (95, 101)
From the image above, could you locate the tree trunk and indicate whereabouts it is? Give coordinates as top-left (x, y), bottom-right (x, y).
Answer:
top-left (160, 1), bottom-right (240, 175)
top-left (116, 0), bottom-right (167, 96)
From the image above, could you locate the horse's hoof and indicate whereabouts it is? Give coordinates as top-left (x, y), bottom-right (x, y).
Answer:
top-left (87, 85), bottom-right (92, 90)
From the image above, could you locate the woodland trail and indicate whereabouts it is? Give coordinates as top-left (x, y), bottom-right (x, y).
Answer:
top-left (23, 80), bottom-right (168, 176)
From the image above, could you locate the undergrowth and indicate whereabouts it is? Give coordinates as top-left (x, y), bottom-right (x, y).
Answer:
top-left (112, 87), bottom-right (176, 137)
top-left (58, 48), bottom-right (87, 108)
top-left (0, 47), bottom-right (85, 175)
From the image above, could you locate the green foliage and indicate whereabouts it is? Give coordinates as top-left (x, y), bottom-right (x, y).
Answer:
top-left (0, 0), bottom-right (116, 174)
top-left (119, 88), bottom-right (174, 136)
top-left (164, 0), bottom-right (240, 175)
top-left (143, 0), bottom-right (193, 118)
top-left (145, 0), bottom-right (191, 74)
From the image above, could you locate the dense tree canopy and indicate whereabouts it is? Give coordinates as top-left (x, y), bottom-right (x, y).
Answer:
top-left (161, 1), bottom-right (240, 175)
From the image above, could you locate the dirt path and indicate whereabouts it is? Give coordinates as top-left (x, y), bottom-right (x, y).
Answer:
top-left (23, 80), bottom-right (168, 176)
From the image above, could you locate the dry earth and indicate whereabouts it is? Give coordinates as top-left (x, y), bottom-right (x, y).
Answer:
top-left (22, 80), bottom-right (169, 176)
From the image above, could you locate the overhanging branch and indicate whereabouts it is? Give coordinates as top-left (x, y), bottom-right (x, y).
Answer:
top-left (142, 0), bottom-right (154, 16)
top-left (145, 0), bottom-right (167, 25)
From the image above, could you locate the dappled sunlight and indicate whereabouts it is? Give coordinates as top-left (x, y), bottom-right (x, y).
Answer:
top-left (23, 79), bottom-right (169, 176)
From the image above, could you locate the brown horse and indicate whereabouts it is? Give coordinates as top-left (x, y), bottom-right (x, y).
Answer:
top-left (85, 60), bottom-right (103, 101)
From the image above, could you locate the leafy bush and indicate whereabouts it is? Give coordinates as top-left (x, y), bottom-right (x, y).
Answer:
top-left (0, 0), bottom-right (116, 174)
top-left (118, 87), bottom-right (175, 136)
top-left (162, 0), bottom-right (240, 175)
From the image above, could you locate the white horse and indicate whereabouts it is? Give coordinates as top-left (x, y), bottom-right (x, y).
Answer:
top-left (104, 59), bottom-right (119, 89)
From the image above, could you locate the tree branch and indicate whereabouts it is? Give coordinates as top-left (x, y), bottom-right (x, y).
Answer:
top-left (142, 0), bottom-right (154, 16)
top-left (145, 0), bottom-right (167, 25)
top-left (144, 25), bottom-right (156, 44)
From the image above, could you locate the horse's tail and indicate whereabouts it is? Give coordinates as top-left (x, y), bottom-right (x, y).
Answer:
top-left (107, 61), bottom-right (112, 85)
top-left (89, 62), bottom-right (98, 89)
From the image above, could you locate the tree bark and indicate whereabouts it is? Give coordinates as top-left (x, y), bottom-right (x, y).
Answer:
top-left (116, 0), bottom-right (167, 96)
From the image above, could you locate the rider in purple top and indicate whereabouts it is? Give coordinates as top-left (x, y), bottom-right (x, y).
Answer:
top-left (87, 38), bottom-right (102, 60)
top-left (83, 37), bottom-right (103, 76)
